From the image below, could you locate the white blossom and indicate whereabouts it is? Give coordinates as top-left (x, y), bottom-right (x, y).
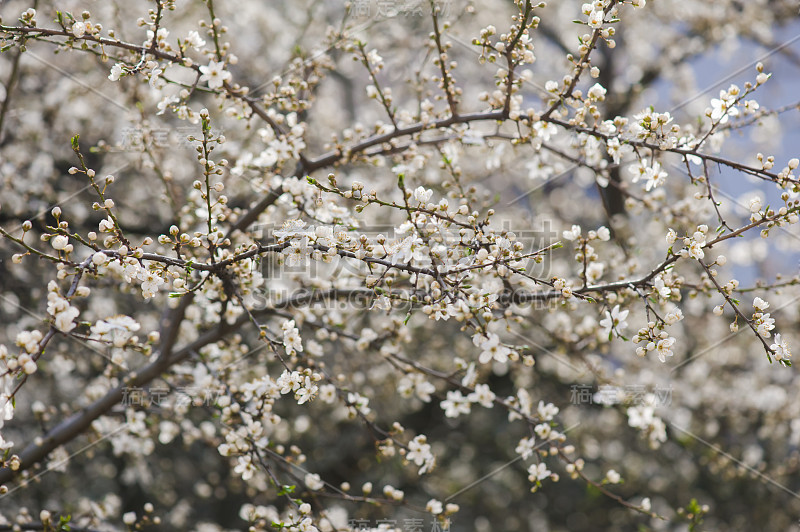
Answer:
top-left (199, 60), bottom-right (232, 89)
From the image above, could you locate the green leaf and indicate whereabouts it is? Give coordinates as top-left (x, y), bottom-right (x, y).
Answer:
top-left (277, 484), bottom-right (296, 496)
top-left (70, 134), bottom-right (80, 150)
top-left (59, 514), bottom-right (72, 531)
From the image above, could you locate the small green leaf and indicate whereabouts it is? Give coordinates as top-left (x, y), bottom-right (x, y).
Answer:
top-left (277, 484), bottom-right (296, 496)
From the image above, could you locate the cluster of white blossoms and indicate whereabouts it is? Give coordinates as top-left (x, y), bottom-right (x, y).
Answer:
top-left (14, 330), bottom-right (42, 356)
top-left (631, 108), bottom-right (675, 145)
top-left (632, 307), bottom-right (683, 363)
top-left (440, 390), bottom-right (471, 418)
top-left (282, 320), bottom-right (304, 357)
top-left (346, 392), bottom-right (371, 417)
top-left (674, 224), bottom-right (710, 260)
top-left (2, 0), bottom-right (800, 529)
top-left (582, 1), bottom-right (608, 28)
top-left (9, 330), bottom-right (42, 377)
top-left (46, 281), bottom-right (80, 333)
top-left (629, 158), bottom-right (668, 191)
top-left (90, 315), bottom-right (141, 348)
top-left (709, 85), bottom-right (741, 125)
top-left (404, 434), bottom-right (436, 474)
top-left (241, 502), bottom-right (319, 532)
top-left (91, 409), bottom-right (155, 457)
top-left (752, 297), bottom-right (776, 339)
top-left (627, 397), bottom-right (667, 449)
top-left (397, 372), bottom-right (436, 402)
top-left (95, 254), bottom-right (167, 300)
top-left (276, 369), bottom-right (319, 405)
top-left (563, 224), bottom-right (611, 285)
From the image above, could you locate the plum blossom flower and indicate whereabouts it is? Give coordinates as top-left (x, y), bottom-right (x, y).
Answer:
top-left (406, 435), bottom-right (435, 474)
top-left (528, 462), bottom-right (551, 482)
top-left (71, 21), bottom-right (87, 38)
top-left (347, 392), bottom-right (371, 416)
top-left (476, 333), bottom-right (511, 364)
top-left (627, 400), bottom-right (667, 448)
top-left (148, 66), bottom-right (164, 90)
top-left (234, 455), bottom-right (256, 480)
top-left (562, 225), bottom-right (582, 241)
top-left (656, 337), bottom-right (675, 363)
top-left (16, 330), bottom-right (42, 354)
top-left (630, 159), bottom-right (667, 191)
top-left (756, 313), bottom-right (775, 338)
top-left (644, 161), bottom-right (668, 191)
top-left (467, 384), bottom-right (496, 408)
top-left (91, 315), bottom-right (141, 347)
top-left (273, 219), bottom-right (310, 241)
top-left (185, 30), bottom-right (206, 50)
top-left (599, 305), bottom-right (629, 338)
top-left (587, 9), bottom-right (604, 28)
top-left (305, 473), bottom-right (324, 490)
top-left (710, 86), bottom-right (740, 124)
top-left (108, 63), bottom-right (125, 81)
top-left (282, 320), bottom-right (303, 356)
top-left (139, 269), bottom-right (166, 299)
top-left (537, 401), bottom-right (559, 421)
top-left (46, 281), bottom-right (79, 332)
top-left (533, 121), bottom-right (557, 141)
top-left (687, 239), bottom-right (704, 260)
top-left (664, 308), bottom-right (684, 325)
top-left (654, 275), bottom-right (672, 299)
top-left (605, 469), bottom-right (621, 484)
top-left (426, 499), bottom-right (443, 515)
top-left (770, 334), bottom-right (791, 361)
top-left (440, 390), bottom-right (471, 418)
top-left (516, 437), bottom-right (536, 459)
top-left (587, 83), bottom-right (607, 101)
top-left (413, 186), bottom-right (432, 203)
top-left (666, 228), bottom-right (677, 245)
top-left (199, 60), bottom-right (232, 89)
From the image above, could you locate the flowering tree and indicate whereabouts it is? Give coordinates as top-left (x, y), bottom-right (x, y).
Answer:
top-left (1, 0), bottom-right (799, 530)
